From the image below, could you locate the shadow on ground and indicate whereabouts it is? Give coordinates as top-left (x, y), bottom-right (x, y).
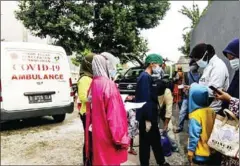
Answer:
top-left (0, 116), bottom-right (57, 131)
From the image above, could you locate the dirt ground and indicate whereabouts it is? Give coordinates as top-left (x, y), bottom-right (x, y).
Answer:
top-left (1, 105), bottom-right (188, 165)
top-left (1, 111), bottom-right (83, 165)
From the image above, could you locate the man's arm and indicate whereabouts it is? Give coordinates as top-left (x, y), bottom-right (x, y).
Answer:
top-left (208, 67), bottom-right (229, 97)
top-left (188, 118), bottom-right (202, 155)
top-left (163, 89), bottom-right (173, 130)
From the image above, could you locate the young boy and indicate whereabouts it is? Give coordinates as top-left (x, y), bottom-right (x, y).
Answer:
top-left (188, 83), bottom-right (215, 165)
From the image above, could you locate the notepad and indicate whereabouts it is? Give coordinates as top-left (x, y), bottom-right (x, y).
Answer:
top-left (124, 102), bottom-right (146, 111)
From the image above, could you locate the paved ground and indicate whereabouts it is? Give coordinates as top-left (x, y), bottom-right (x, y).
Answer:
top-left (124, 104), bottom-right (189, 165)
top-left (1, 104), bottom-right (189, 165)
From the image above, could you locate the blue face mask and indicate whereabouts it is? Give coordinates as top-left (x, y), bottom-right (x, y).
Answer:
top-left (152, 65), bottom-right (161, 74)
top-left (109, 70), bottom-right (117, 78)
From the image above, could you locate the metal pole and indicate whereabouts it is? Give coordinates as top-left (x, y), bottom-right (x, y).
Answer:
top-left (1, 13), bottom-right (5, 41)
top-left (22, 26), bottom-right (28, 42)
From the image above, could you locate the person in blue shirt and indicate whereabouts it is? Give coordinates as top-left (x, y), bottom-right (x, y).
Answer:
top-left (135, 53), bottom-right (169, 166)
top-left (174, 60), bottom-right (201, 133)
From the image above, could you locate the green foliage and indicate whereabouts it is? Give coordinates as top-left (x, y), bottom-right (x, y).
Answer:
top-left (71, 48), bottom-right (92, 66)
top-left (178, 31), bottom-right (191, 57)
top-left (178, 2), bottom-right (210, 56)
top-left (15, 0), bottom-right (170, 62)
top-left (179, 3), bottom-right (201, 30)
top-left (71, 57), bottom-right (80, 67)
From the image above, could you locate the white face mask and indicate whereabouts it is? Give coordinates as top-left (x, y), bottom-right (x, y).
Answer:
top-left (230, 59), bottom-right (239, 71)
top-left (196, 51), bottom-right (208, 68)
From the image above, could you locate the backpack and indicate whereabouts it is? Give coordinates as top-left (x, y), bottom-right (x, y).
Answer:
top-left (152, 76), bottom-right (174, 95)
top-left (152, 78), bottom-right (168, 96)
top-left (163, 78), bottom-right (174, 92)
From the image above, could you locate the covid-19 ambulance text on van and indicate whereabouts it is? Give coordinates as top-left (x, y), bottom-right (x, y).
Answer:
top-left (0, 42), bottom-right (74, 122)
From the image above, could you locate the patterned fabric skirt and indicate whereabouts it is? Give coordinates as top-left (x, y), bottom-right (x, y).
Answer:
top-left (127, 109), bottom-right (139, 139)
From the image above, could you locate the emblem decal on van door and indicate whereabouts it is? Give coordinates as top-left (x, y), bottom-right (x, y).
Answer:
top-left (10, 53), bottom-right (18, 60)
top-left (54, 56), bottom-right (60, 62)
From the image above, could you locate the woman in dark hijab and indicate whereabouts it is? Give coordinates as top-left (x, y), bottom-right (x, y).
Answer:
top-left (79, 53), bottom-right (95, 78)
top-left (221, 38), bottom-right (239, 109)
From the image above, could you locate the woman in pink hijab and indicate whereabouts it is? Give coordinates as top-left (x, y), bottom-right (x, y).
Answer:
top-left (85, 54), bottom-right (129, 166)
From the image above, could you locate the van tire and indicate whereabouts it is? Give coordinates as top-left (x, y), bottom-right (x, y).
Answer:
top-left (52, 114), bottom-right (66, 123)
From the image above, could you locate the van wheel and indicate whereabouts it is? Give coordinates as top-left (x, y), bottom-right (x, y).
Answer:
top-left (52, 114), bottom-right (66, 123)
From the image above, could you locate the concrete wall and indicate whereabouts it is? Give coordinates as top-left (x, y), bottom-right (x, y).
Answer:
top-left (190, 1), bottom-right (239, 80)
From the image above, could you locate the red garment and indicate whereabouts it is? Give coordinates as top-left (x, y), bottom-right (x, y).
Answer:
top-left (173, 84), bottom-right (182, 103)
top-left (77, 103), bottom-right (82, 111)
top-left (85, 76), bottom-right (129, 165)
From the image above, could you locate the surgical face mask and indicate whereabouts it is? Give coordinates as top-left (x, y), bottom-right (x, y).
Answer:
top-left (230, 59), bottom-right (239, 71)
top-left (152, 65), bottom-right (161, 74)
top-left (196, 51), bottom-right (208, 68)
top-left (109, 70), bottom-right (117, 78)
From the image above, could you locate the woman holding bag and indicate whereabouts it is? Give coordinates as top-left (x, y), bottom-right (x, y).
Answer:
top-left (214, 38), bottom-right (239, 166)
top-left (216, 91), bottom-right (239, 118)
top-left (214, 90), bottom-right (239, 166)
top-left (219, 38), bottom-right (239, 114)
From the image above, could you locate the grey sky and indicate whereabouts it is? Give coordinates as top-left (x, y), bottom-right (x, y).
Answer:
top-left (1, 1), bottom-right (208, 62)
top-left (1, 1), bottom-right (47, 44)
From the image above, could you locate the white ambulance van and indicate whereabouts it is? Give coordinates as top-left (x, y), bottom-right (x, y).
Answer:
top-left (0, 42), bottom-right (74, 122)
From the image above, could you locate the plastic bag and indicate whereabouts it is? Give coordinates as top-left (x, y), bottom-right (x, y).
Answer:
top-left (160, 131), bottom-right (172, 157)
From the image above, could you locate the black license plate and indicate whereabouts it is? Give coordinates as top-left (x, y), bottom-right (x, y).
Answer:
top-left (28, 95), bottom-right (52, 104)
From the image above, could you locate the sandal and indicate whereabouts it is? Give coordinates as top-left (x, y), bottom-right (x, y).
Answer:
top-left (128, 149), bottom-right (137, 155)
